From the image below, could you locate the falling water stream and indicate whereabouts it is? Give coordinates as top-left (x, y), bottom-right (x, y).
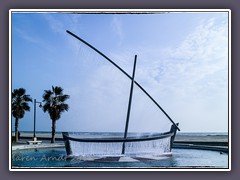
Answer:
top-left (67, 132), bottom-right (171, 156)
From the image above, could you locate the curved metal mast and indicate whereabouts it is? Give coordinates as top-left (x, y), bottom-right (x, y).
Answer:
top-left (66, 30), bottom-right (180, 131)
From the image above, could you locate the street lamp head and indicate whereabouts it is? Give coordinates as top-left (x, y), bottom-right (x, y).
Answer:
top-left (39, 103), bottom-right (42, 108)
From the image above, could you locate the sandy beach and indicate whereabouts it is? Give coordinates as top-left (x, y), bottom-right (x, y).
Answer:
top-left (174, 134), bottom-right (228, 142)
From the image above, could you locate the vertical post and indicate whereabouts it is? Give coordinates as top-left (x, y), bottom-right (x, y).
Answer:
top-left (122, 55), bottom-right (137, 154)
top-left (33, 99), bottom-right (36, 139)
top-left (62, 132), bottom-right (73, 155)
top-left (170, 123), bottom-right (179, 151)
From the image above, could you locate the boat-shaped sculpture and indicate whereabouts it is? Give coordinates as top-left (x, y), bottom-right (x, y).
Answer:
top-left (62, 30), bottom-right (180, 157)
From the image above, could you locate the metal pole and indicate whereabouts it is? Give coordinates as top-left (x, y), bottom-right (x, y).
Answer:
top-left (66, 30), bottom-right (180, 131)
top-left (33, 99), bottom-right (36, 139)
top-left (170, 123), bottom-right (179, 151)
top-left (122, 55), bottom-right (137, 154)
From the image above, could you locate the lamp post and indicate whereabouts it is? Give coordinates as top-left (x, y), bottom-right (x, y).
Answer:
top-left (33, 99), bottom-right (42, 141)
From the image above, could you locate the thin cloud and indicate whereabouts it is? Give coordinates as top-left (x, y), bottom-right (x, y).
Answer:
top-left (104, 15), bottom-right (228, 132)
top-left (43, 13), bottom-right (65, 34)
top-left (111, 15), bottom-right (124, 45)
top-left (121, 16), bottom-right (229, 101)
top-left (43, 13), bottom-right (83, 56)
top-left (43, 13), bottom-right (82, 34)
top-left (13, 27), bottom-right (54, 52)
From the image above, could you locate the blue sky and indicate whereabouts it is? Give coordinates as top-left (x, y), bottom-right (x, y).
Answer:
top-left (11, 11), bottom-right (229, 133)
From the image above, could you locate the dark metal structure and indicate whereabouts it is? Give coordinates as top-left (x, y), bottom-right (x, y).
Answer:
top-left (63, 30), bottom-right (180, 156)
top-left (62, 131), bottom-right (175, 143)
top-left (62, 129), bottom-right (176, 156)
top-left (122, 55), bottom-right (137, 154)
top-left (66, 30), bottom-right (180, 131)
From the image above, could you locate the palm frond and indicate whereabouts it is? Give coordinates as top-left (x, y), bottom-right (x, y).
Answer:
top-left (11, 88), bottom-right (32, 119)
top-left (19, 110), bottom-right (25, 119)
top-left (43, 90), bottom-right (53, 101)
top-left (57, 103), bottom-right (69, 112)
top-left (54, 86), bottom-right (63, 95)
top-left (23, 95), bottom-right (32, 102)
top-left (58, 94), bottom-right (70, 102)
top-left (42, 86), bottom-right (70, 121)
top-left (20, 102), bottom-right (30, 111)
top-left (18, 88), bottom-right (26, 96)
top-left (43, 102), bottom-right (51, 113)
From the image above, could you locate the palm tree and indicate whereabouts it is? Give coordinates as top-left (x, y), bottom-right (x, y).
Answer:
top-left (12, 88), bottom-right (32, 142)
top-left (42, 86), bottom-right (70, 143)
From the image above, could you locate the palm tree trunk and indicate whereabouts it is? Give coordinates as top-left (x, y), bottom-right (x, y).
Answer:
top-left (51, 119), bottom-right (56, 143)
top-left (15, 117), bottom-right (19, 142)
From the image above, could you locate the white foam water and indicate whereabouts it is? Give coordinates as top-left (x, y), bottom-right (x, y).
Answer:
top-left (68, 134), bottom-right (171, 156)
